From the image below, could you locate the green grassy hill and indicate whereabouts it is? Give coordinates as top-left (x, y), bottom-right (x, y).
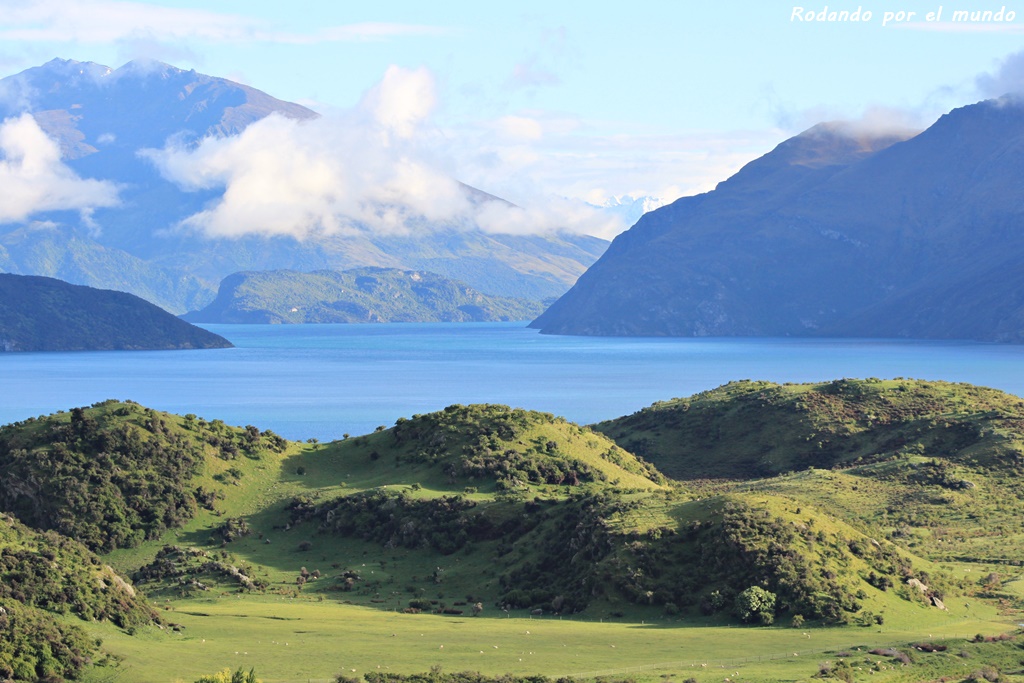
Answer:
top-left (3, 383), bottom-right (1024, 682)
top-left (0, 400), bottom-right (288, 553)
top-left (181, 268), bottom-right (546, 324)
top-left (0, 513), bottom-right (157, 627)
top-left (596, 379), bottom-right (1024, 566)
top-left (596, 378), bottom-right (1024, 480)
top-left (0, 513), bottom-right (160, 681)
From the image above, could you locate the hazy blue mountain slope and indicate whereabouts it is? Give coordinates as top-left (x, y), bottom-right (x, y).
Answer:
top-left (532, 99), bottom-right (1024, 341)
top-left (0, 274), bottom-right (231, 351)
top-left (0, 59), bottom-right (607, 312)
top-left (0, 224), bottom-right (211, 313)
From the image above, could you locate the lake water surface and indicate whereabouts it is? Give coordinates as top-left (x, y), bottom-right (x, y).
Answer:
top-left (3, 322), bottom-right (1024, 440)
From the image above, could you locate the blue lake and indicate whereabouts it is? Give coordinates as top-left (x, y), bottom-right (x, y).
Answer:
top-left (3, 322), bottom-right (1024, 440)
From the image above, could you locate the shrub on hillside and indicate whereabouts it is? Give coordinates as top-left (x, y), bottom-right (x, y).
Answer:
top-left (0, 600), bottom-right (99, 682)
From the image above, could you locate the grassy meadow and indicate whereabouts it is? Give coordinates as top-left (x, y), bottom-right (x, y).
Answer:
top-left (5, 383), bottom-right (1024, 682)
top-left (82, 595), bottom-right (1017, 683)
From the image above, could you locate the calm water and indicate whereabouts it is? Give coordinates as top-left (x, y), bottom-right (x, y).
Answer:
top-left (3, 322), bottom-right (1024, 440)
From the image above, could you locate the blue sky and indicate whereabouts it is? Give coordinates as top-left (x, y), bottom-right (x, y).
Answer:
top-left (2, 0), bottom-right (1024, 235)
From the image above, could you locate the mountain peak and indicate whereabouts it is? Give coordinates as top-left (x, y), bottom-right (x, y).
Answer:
top-left (769, 120), bottom-right (918, 170)
top-left (113, 58), bottom-right (189, 80)
top-left (532, 95), bottom-right (1024, 341)
top-left (40, 56), bottom-right (110, 75)
top-left (0, 57), bottom-right (319, 153)
top-left (22, 57), bottom-right (112, 84)
top-left (0, 58), bottom-right (605, 315)
top-left (704, 118), bottom-right (915, 201)
top-left (934, 93), bottom-right (1024, 130)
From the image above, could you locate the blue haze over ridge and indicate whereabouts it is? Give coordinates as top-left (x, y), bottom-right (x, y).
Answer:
top-left (0, 58), bottom-right (607, 313)
top-left (533, 97), bottom-right (1024, 342)
top-left (2, 323), bottom-right (1024, 440)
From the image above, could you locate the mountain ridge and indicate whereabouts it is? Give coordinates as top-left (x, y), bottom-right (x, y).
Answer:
top-left (0, 273), bottom-right (231, 351)
top-left (182, 267), bottom-right (546, 324)
top-left (531, 97), bottom-right (1024, 341)
top-left (0, 58), bottom-right (608, 313)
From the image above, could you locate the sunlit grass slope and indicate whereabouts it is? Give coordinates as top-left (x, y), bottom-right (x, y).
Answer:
top-left (2, 384), bottom-right (1024, 683)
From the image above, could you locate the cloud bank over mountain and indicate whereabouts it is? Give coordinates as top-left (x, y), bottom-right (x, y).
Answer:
top-left (143, 66), bottom-right (623, 239)
top-left (0, 113), bottom-right (120, 223)
top-left (976, 49), bottom-right (1024, 98)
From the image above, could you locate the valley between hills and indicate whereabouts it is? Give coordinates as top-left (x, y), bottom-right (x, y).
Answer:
top-left (3, 379), bottom-right (1024, 683)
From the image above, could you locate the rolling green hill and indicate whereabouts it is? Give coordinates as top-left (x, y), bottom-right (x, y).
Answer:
top-left (596, 379), bottom-right (1024, 564)
top-left (3, 382), bottom-right (1024, 682)
top-left (0, 513), bottom-right (157, 627)
top-left (0, 513), bottom-right (159, 681)
top-left (0, 400), bottom-right (287, 552)
top-left (596, 378), bottom-right (1024, 479)
top-left (0, 274), bottom-right (231, 352)
top-left (181, 268), bottom-right (545, 324)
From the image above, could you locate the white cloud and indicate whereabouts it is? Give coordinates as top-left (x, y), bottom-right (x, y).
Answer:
top-left (141, 66), bottom-right (476, 239)
top-left (495, 115), bottom-right (545, 141)
top-left (780, 105), bottom-right (924, 139)
top-left (474, 196), bottom-right (623, 238)
top-left (765, 87), bottom-right (933, 137)
top-left (0, 113), bottom-right (120, 223)
top-left (143, 112), bottom-right (471, 239)
top-left (136, 61), bottom-right (791, 241)
top-left (976, 49), bottom-right (1024, 97)
top-left (362, 66), bottom-right (437, 140)
top-left (506, 26), bottom-right (571, 91)
top-left (113, 34), bottom-right (200, 67)
top-left (451, 115), bottom-right (785, 237)
top-left (0, 0), bottom-right (449, 45)
top-left (829, 106), bottom-right (924, 138)
top-left (141, 66), bottom-right (639, 240)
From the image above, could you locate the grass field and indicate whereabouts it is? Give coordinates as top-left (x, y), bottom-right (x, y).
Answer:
top-left (9, 390), bottom-right (1024, 683)
top-left (80, 595), bottom-right (1020, 683)
top-left (77, 392), bottom-right (1024, 682)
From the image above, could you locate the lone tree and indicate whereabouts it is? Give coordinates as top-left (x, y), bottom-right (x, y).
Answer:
top-left (735, 586), bottom-right (777, 625)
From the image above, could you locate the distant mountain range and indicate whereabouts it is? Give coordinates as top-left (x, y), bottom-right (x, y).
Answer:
top-left (532, 97), bottom-right (1024, 342)
top-left (0, 59), bottom-right (607, 313)
top-left (0, 274), bottom-right (231, 351)
top-left (182, 267), bottom-right (545, 324)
